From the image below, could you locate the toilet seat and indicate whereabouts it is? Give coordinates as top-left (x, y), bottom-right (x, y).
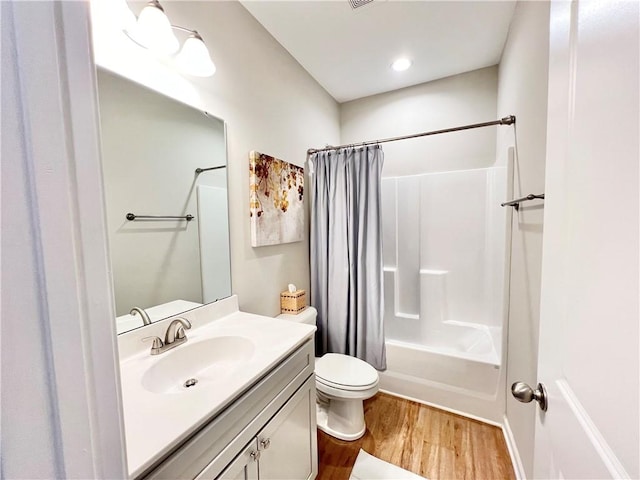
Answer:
top-left (315, 353), bottom-right (379, 391)
top-left (316, 375), bottom-right (378, 392)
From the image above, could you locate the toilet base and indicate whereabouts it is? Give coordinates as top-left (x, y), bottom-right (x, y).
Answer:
top-left (316, 396), bottom-right (366, 441)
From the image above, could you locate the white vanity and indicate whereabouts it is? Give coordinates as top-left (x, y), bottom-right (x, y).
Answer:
top-left (118, 296), bottom-right (317, 480)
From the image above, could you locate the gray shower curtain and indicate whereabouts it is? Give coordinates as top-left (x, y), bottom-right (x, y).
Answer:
top-left (310, 145), bottom-right (386, 370)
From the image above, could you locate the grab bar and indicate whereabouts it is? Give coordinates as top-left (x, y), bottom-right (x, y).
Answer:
top-left (126, 213), bottom-right (194, 221)
top-left (501, 193), bottom-right (545, 211)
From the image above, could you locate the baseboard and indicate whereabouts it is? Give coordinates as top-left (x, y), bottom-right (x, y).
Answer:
top-left (379, 389), bottom-right (502, 428)
top-left (502, 415), bottom-right (526, 480)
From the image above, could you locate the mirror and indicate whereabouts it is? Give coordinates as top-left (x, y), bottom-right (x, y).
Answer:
top-left (96, 68), bottom-right (231, 334)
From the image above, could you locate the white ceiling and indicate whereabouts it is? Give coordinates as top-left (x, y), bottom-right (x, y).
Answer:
top-left (240, 1), bottom-right (517, 103)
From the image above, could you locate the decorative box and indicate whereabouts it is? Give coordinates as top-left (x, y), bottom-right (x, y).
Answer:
top-left (280, 289), bottom-right (306, 314)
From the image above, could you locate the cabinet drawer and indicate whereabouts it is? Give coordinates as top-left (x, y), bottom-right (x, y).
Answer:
top-left (142, 340), bottom-right (314, 480)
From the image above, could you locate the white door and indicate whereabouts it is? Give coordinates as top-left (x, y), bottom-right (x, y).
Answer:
top-left (532, 1), bottom-right (639, 478)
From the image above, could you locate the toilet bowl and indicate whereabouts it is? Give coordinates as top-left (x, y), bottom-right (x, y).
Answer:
top-left (277, 307), bottom-right (379, 441)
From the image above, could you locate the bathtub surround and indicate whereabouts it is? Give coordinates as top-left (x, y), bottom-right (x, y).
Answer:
top-left (379, 165), bottom-right (509, 422)
top-left (310, 146), bottom-right (386, 370)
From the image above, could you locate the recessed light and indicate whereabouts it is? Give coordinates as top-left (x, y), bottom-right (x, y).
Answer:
top-left (391, 58), bottom-right (412, 72)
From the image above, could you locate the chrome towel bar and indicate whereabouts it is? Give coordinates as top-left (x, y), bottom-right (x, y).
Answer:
top-left (501, 193), bottom-right (545, 210)
top-left (126, 213), bottom-right (194, 221)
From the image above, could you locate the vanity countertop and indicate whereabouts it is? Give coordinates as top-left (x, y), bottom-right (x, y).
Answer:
top-left (118, 296), bottom-right (315, 478)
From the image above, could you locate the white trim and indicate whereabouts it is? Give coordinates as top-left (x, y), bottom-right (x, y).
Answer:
top-left (5, 2), bottom-right (126, 477)
top-left (557, 380), bottom-right (630, 479)
top-left (502, 415), bottom-right (526, 480)
top-left (378, 389), bottom-right (502, 428)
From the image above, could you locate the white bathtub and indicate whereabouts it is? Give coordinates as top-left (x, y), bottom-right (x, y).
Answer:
top-left (379, 322), bottom-right (505, 423)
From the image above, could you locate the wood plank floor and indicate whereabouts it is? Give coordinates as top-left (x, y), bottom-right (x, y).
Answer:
top-left (317, 393), bottom-right (515, 480)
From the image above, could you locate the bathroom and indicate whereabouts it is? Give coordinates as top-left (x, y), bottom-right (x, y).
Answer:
top-left (2, 0), bottom-right (638, 479)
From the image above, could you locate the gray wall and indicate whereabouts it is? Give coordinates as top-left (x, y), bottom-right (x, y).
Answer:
top-left (496, 2), bottom-right (550, 477)
top-left (341, 66), bottom-right (498, 177)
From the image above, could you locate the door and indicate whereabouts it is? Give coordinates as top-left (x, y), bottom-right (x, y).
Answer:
top-left (257, 377), bottom-right (318, 480)
top-left (534, 1), bottom-right (639, 478)
top-left (216, 440), bottom-right (259, 480)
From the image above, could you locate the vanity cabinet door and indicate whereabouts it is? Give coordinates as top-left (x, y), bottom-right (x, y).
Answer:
top-left (215, 440), bottom-right (259, 480)
top-left (257, 377), bottom-right (317, 480)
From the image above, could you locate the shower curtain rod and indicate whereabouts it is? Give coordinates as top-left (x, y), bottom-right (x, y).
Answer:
top-left (306, 115), bottom-right (516, 155)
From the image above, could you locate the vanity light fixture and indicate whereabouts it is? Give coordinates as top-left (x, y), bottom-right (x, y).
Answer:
top-left (391, 58), bottom-right (412, 72)
top-left (123, 0), bottom-right (216, 77)
top-left (175, 31), bottom-right (216, 77)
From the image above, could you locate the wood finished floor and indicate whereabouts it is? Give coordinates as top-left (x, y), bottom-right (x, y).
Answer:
top-left (317, 393), bottom-right (515, 480)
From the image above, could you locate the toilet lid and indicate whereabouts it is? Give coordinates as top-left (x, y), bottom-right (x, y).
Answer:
top-left (315, 353), bottom-right (378, 389)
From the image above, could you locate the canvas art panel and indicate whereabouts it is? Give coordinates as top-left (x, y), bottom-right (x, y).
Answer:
top-left (249, 151), bottom-right (304, 247)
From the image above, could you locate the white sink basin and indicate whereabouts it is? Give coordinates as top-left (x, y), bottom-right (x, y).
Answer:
top-left (141, 336), bottom-right (255, 394)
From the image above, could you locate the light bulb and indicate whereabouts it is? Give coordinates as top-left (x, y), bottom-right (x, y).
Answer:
top-left (391, 58), bottom-right (412, 72)
top-left (175, 32), bottom-right (216, 77)
top-left (135, 0), bottom-right (179, 55)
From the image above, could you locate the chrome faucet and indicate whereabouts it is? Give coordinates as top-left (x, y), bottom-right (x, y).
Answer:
top-left (144, 317), bottom-right (192, 355)
top-left (130, 307), bottom-right (152, 326)
top-left (165, 317), bottom-right (192, 345)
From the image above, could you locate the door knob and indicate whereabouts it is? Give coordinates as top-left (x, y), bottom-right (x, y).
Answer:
top-left (260, 438), bottom-right (271, 449)
top-left (511, 382), bottom-right (548, 411)
top-left (249, 450), bottom-right (260, 462)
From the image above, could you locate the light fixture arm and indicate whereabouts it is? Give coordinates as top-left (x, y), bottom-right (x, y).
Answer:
top-left (171, 24), bottom-right (199, 36)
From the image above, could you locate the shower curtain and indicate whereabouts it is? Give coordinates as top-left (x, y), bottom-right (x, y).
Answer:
top-left (309, 145), bottom-right (386, 370)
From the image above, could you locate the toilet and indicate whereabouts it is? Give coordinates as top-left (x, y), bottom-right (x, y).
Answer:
top-left (277, 307), bottom-right (379, 441)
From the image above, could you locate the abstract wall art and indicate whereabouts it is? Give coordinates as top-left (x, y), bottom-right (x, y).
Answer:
top-left (249, 151), bottom-right (304, 247)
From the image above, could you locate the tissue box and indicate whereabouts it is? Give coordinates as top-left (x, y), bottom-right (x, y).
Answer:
top-left (280, 289), bottom-right (306, 314)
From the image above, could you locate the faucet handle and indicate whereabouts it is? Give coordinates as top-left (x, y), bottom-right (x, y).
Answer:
top-left (175, 326), bottom-right (187, 340)
top-left (142, 336), bottom-right (164, 354)
top-left (173, 317), bottom-right (191, 340)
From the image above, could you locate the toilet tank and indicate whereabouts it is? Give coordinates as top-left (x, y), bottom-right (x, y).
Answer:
top-left (277, 306), bottom-right (317, 326)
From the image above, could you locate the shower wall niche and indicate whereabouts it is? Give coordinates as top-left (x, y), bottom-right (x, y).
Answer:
top-left (382, 166), bottom-right (508, 365)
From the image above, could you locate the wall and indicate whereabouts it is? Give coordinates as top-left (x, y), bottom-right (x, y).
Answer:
top-left (341, 66), bottom-right (498, 177)
top-left (496, 2), bottom-right (550, 478)
top-left (91, 0), bottom-right (340, 316)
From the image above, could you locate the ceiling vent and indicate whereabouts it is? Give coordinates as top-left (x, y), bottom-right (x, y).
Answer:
top-left (348, 0), bottom-right (374, 10)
